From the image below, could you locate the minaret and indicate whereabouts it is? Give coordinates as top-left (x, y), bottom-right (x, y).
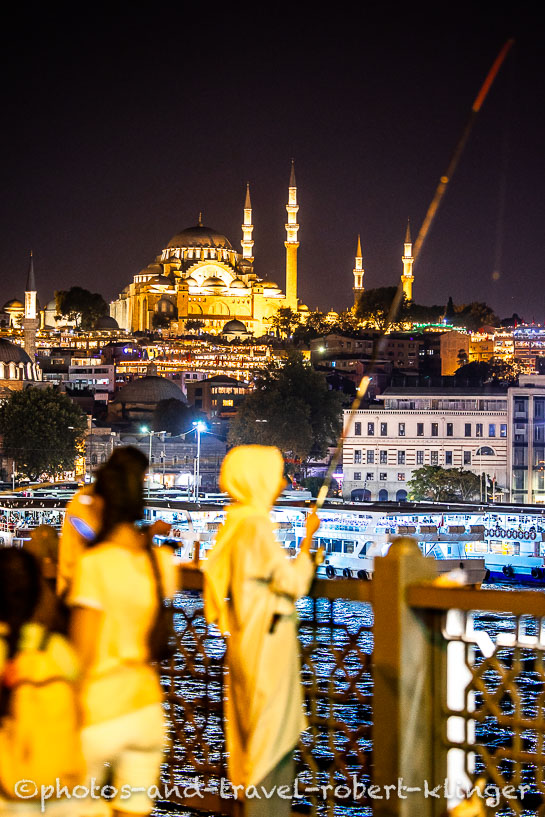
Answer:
top-left (241, 183), bottom-right (254, 262)
top-left (401, 220), bottom-right (414, 301)
top-left (284, 160), bottom-right (299, 310)
top-left (353, 234), bottom-right (364, 305)
top-left (23, 251), bottom-right (39, 358)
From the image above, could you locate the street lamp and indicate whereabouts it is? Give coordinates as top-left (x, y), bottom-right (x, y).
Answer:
top-left (141, 427), bottom-right (165, 497)
top-left (192, 421), bottom-right (207, 501)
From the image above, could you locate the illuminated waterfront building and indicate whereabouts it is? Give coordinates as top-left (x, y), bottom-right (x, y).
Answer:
top-left (110, 166), bottom-right (305, 335)
top-left (342, 385), bottom-right (509, 501)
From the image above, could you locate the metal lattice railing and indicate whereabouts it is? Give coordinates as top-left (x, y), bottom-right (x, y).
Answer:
top-left (442, 608), bottom-right (545, 816)
top-left (157, 571), bottom-right (374, 816)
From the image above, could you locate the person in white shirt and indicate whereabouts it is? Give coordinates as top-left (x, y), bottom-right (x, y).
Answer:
top-left (69, 448), bottom-right (177, 817)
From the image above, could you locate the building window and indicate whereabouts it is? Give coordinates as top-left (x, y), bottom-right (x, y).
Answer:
top-left (223, 399), bottom-right (234, 407)
top-left (417, 423), bottom-right (424, 436)
top-left (476, 423), bottom-right (483, 437)
top-left (465, 423), bottom-right (471, 437)
top-left (445, 451), bottom-right (453, 465)
top-left (354, 472), bottom-right (361, 481)
top-left (398, 422), bottom-right (405, 437)
top-left (398, 451), bottom-right (405, 465)
top-left (380, 422), bottom-right (388, 435)
top-left (366, 473), bottom-right (374, 481)
top-left (397, 473), bottom-right (405, 481)
top-left (380, 450), bottom-right (387, 464)
top-left (431, 423), bottom-right (438, 437)
top-left (500, 424), bottom-right (507, 437)
top-left (367, 450), bottom-right (375, 464)
top-left (368, 422), bottom-right (375, 436)
top-left (354, 450), bottom-right (361, 464)
top-left (354, 421), bottom-right (361, 435)
top-left (446, 423), bottom-right (453, 437)
top-left (431, 451), bottom-right (438, 465)
top-left (464, 451), bottom-right (471, 465)
top-left (416, 450), bottom-right (424, 465)
top-left (489, 423), bottom-right (496, 437)
top-left (380, 472), bottom-right (387, 480)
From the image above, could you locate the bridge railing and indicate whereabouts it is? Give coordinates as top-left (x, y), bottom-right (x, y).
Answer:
top-left (158, 543), bottom-right (545, 816)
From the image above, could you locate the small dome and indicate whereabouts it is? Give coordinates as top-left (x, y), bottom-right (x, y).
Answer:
top-left (262, 281), bottom-right (280, 289)
top-left (46, 299), bottom-right (58, 310)
top-left (222, 319), bottom-right (248, 334)
top-left (230, 278), bottom-right (248, 289)
top-left (165, 255), bottom-right (181, 265)
top-left (95, 316), bottom-right (119, 329)
top-left (3, 299), bottom-right (24, 310)
top-left (0, 338), bottom-right (32, 364)
top-left (202, 276), bottom-right (226, 288)
top-left (167, 225), bottom-right (233, 251)
top-left (115, 375), bottom-right (184, 404)
top-left (149, 275), bottom-right (172, 286)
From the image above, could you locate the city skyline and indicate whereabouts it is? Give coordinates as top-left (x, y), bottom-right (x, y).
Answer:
top-left (1, 7), bottom-right (543, 320)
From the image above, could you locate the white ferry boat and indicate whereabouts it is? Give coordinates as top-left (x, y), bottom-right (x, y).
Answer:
top-left (3, 490), bottom-right (545, 584)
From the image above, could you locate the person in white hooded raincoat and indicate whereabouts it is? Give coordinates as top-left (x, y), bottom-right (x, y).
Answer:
top-left (203, 445), bottom-right (320, 816)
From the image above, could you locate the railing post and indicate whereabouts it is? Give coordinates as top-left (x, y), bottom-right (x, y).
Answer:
top-left (372, 536), bottom-right (443, 817)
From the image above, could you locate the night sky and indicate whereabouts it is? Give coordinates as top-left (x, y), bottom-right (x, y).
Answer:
top-left (1, 5), bottom-right (543, 321)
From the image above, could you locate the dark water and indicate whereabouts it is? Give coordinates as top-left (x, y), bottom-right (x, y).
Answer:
top-left (154, 583), bottom-right (543, 817)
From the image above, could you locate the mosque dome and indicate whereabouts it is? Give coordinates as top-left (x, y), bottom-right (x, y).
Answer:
top-left (149, 274), bottom-right (172, 286)
top-left (222, 319), bottom-right (250, 337)
top-left (95, 316), bottom-right (120, 330)
top-left (202, 276), bottom-right (226, 288)
top-left (114, 375), bottom-right (184, 405)
top-left (3, 299), bottom-right (24, 311)
top-left (0, 338), bottom-right (31, 364)
top-left (167, 224), bottom-right (233, 251)
top-left (262, 281), bottom-right (279, 289)
top-left (230, 278), bottom-right (248, 289)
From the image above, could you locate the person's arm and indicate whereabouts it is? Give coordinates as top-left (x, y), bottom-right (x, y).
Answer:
top-left (258, 511), bottom-right (321, 599)
top-left (69, 607), bottom-right (102, 672)
top-left (67, 552), bottom-right (104, 672)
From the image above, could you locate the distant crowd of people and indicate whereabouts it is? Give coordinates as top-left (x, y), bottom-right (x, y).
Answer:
top-left (0, 444), bottom-right (320, 816)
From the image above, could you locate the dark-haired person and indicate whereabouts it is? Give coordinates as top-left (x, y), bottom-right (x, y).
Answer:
top-left (69, 449), bottom-right (178, 817)
top-left (58, 446), bottom-right (170, 598)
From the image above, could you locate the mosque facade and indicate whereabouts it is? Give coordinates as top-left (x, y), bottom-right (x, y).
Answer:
top-left (110, 164), bottom-right (305, 336)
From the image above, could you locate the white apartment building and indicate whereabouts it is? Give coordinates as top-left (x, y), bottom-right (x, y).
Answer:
top-left (342, 387), bottom-right (509, 501)
top-left (508, 374), bottom-right (545, 504)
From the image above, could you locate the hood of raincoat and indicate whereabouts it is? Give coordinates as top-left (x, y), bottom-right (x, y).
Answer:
top-left (204, 445), bottom-right (285, 633)
top-left (219, 445), bottom-right (285, 512)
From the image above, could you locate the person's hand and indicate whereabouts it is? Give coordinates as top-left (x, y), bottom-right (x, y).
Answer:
top-left (149, 519), bottom-right (171, 538)
top-left (305, 511), bottom-right (320, 540)
top-left (301, 511), bottom-right (320, 554)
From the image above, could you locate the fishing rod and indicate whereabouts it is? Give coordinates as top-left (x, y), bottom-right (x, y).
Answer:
top-left (314, 38), bottom-right (514, 513)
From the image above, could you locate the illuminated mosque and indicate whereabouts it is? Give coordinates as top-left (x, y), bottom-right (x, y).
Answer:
top-left (110, 163), bottom-right (306, 336)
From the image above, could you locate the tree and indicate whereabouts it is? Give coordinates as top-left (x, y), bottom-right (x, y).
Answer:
top-left (355, 287), bottom-right (404, 330)
top-left (0, 388), bottom-right (87, 480)
top-left (152, 398), bottom-right (198, 435)
top-left (453, 302), bottom-right (499, 331)
top-left (291, 310), bottom-right (330, 344)
top-left (55, 287), bottom-right (108, 329)
top-left (228, 351), bottom-right (343, 462)
top-left (455, 357), bottom-right (517, 385)
top-left (152, 313), bottom-right (171, 329)
top-left (407, 466), bottom-right (481, 502)
top-left (185, 319), bottom-right (204, 332)
top-left (270, 307), bottom-right (301, 338)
